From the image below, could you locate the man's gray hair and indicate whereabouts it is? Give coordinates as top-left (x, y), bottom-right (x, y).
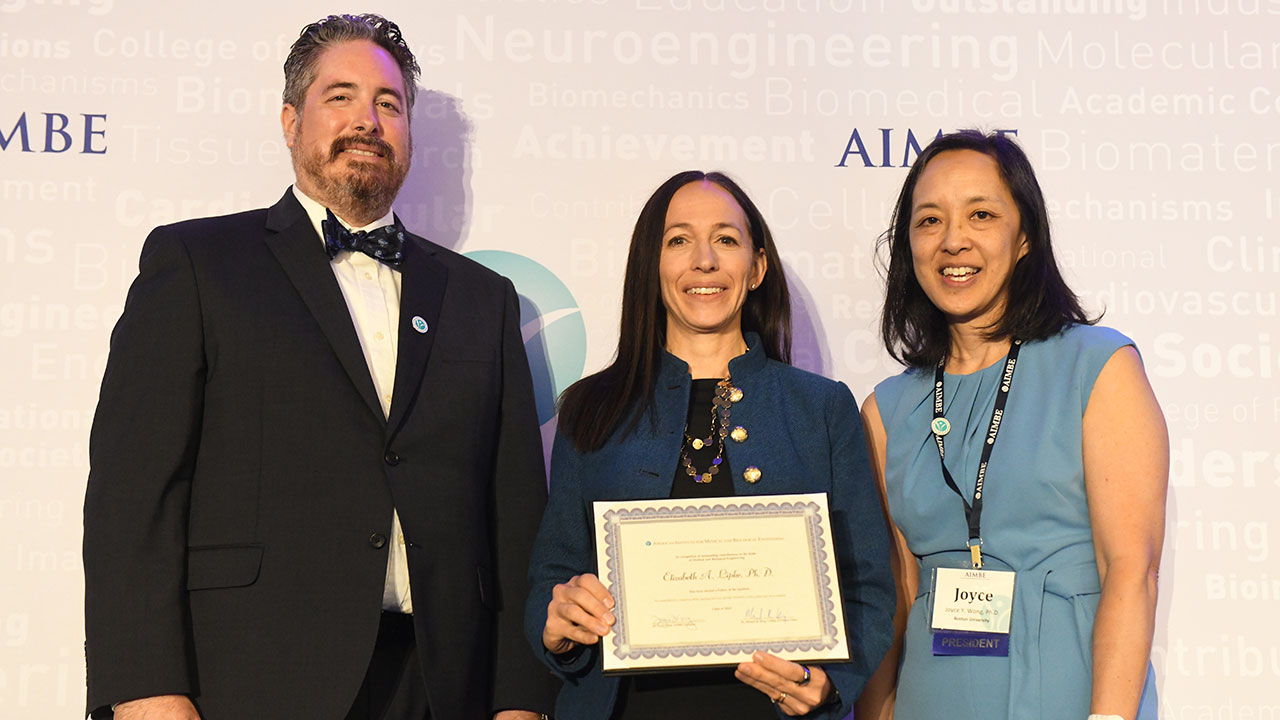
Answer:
top-left (282, 13), bottom-right (420, 112)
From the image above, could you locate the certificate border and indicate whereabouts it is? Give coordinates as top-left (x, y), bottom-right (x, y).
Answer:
top-left (600, 499), bottom-right (843, 663)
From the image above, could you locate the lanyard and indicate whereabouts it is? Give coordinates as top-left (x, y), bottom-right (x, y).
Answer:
top-left (930, 339), bottom-right (1022, 569)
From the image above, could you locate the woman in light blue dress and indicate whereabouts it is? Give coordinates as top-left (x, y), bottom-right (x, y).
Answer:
top-left (855, 131), bottom-right (1165, 720)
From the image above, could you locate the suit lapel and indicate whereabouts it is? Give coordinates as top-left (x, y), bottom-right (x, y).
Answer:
top-left (387, 233), bottom-right (447, 434)
top-left (263, 191), bottom-right (384, 423)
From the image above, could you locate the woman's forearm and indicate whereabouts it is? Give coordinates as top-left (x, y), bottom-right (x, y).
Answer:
top-left (1090, 558), bottom-right (1158, 719)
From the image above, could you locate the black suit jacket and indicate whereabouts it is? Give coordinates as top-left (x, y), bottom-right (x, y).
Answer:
top-left (84, 190), bottom-right (556, 718)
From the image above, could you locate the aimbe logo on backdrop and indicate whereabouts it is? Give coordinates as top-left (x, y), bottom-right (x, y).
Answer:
top-left (465, 251), bottom-right (586, 426)
top-left (1, 111), bottom-right (107, 153)
top-left (834, 127), bottom-right (1018, 168)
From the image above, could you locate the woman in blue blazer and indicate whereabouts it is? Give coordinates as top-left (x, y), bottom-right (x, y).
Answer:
top-left (525, 171), bottom-right (895, 719)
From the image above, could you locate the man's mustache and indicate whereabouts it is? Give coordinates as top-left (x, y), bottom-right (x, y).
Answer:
top-left (328, 136), bottom-right (395, 162)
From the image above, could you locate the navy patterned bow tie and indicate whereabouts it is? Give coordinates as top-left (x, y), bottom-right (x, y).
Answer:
top-left (322, 209), bottom-right (405, 268)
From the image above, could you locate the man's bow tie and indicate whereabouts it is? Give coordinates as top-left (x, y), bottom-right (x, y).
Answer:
top-left (322, 209), bottom-right (405, 268)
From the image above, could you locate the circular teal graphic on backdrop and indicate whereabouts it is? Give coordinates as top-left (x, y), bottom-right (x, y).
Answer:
top-left (465, 251), bottom-right (587, 425)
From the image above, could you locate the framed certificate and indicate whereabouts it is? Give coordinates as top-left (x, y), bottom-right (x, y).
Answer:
top-left (592, 493), bottom-right (848, 673)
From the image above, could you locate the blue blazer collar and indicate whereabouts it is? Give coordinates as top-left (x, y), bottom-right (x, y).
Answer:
top-left (657, 331), bottom-right (769, 386)
top-left (636, 332), bottom-right (771, 496)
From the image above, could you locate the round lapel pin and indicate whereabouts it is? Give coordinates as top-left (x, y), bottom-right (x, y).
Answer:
top-left (411, 316), bottom-right (428, 334)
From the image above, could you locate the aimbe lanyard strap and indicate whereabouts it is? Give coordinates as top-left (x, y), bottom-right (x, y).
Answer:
top-left (930, 339), bottom-right (1022, 569)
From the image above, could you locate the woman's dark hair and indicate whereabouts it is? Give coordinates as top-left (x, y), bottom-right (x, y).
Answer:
top-left (878, 129), bottom-right (1095, 369)
top-left (558, 171), bottom-right (792, 453)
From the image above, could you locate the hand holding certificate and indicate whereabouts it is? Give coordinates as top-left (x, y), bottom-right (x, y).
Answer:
top-left (591, 492), bottom-right (849, 673)
top-left (541, 572), bottom-right (617, 655)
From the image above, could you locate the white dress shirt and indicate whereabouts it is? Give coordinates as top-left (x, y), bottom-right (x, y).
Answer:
top-left (292, 186), bottom-right (413, 614)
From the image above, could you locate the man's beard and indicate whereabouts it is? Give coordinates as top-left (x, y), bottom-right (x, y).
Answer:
top-left (294, 132), bottom-right (410, 219)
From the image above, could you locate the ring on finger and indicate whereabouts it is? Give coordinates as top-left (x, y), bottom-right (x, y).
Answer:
top-left (772, 691), bottom-right (788, 704)
top-left (797, 665), bottom-right (811, 686)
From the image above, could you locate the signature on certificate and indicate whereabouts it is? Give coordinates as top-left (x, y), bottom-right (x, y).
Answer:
top-left (651, 615), bottom-right (698, 629)
top-left (743, 607), bottom-right (791, 622)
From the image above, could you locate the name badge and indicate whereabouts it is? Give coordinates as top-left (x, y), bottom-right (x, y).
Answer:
top-left (929, 567), bottom-right (1015, 657)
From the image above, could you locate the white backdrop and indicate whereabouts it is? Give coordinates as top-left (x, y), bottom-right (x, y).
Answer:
top-left (2, 1), bottom-right (1277, 717)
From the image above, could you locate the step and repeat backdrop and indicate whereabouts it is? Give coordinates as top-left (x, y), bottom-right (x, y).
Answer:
top-left (2, 0), bottom-right (1277, 716)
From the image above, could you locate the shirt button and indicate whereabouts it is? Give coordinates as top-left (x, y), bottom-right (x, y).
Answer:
top-left (384, 450), bottom-right (400, 466)
top-left (369, 533), bottom-right (387, 549)
top-left (364, 271), bottom-right (373, 280)
top-left (375, 331), bottom-right (385, 341)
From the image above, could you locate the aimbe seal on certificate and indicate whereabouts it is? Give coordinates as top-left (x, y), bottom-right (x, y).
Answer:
top-left (592, 493), bottom-right (849, 673)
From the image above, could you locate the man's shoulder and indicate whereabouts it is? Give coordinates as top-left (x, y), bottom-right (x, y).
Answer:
top-left (147, 189), bottom-right (302, 248)
top-left (165, 207), bottom-right (272, 229)
top-left (403, 233), bottom-right (510, 290)
top-left (147, 207), bottom-right (273, 248)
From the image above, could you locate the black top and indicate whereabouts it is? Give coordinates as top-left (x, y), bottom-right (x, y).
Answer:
top-left (611, 379), bottom-right (773, 718)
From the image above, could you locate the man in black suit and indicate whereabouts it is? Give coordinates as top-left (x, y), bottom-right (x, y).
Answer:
top-left (83, 14), bottom-right (554, 720)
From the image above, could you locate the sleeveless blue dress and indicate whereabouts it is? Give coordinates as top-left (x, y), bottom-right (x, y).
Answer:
top-left (874, 325), bottom-right (1157, 719)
